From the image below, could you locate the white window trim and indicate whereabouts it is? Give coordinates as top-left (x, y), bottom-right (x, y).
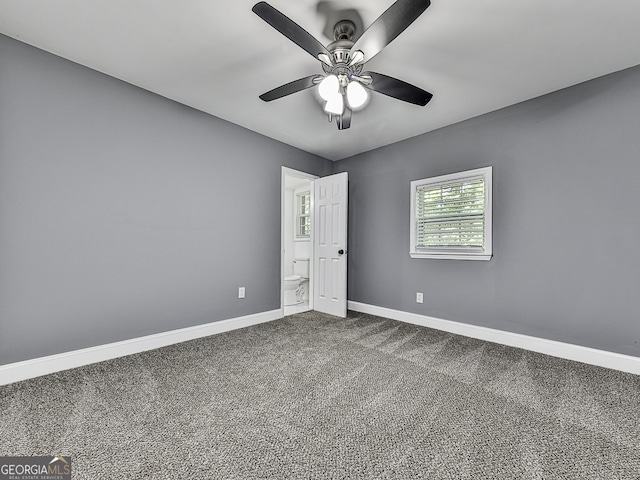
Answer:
top-left (294, 186), bottom-right (311, 241)
top-left (410, 166), bottom-right (493, 261)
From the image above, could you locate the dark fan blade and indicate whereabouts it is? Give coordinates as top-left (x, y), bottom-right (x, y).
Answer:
top-left (253, 2), bottom-right (331, 60)
top-left (350, 0), bottom-right (430, 63)
top-left (259, 75), bottom-right (321, 102)
top-left (362, 71), bottom-right (432, 106)
top-left (338, 108), bottom-right (352, 130)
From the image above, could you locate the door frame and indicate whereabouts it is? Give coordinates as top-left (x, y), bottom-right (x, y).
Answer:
top-left (281, 167), bottom-right (318, 316)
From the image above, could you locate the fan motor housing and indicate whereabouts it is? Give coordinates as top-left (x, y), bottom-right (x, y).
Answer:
top-left (323, 34), bottom-right (363, 77)
top-left (320, 20), bottom-right (362, 76)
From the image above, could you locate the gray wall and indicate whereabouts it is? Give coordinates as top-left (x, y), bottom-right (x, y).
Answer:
top-left (0, 34), bottom-right (332, 365)
top-left (336, 65), bottom-right (640, 357)
top-left (3, 31), bottom-right (639, 367)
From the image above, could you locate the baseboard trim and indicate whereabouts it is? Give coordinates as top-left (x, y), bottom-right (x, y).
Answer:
top-left (348, 301), bottom-right (640, 375)
top-left (4, 304), bottom-right (637, 385)
top-left (0, 309), bottom-right (282, 386)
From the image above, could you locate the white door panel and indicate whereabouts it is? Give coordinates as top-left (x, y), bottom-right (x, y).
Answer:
top-left (313, 172), bottom-right (348, 317)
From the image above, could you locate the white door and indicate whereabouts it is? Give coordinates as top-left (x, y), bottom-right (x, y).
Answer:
top-left (313, 172), bottom-right (348, 317)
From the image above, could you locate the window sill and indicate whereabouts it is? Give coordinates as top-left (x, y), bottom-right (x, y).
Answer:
top-left (410, 252), bottom-right (492, 261)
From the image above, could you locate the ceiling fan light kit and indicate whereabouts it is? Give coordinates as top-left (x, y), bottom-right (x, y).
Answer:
top-left (324, 91), bottom-right (345, 115)
top-left (346, 81), bottom-right (368, 109)
top-left (252, 0), bottom-right (433, 130)
top-left (318, 75), bottom-right (339, 101)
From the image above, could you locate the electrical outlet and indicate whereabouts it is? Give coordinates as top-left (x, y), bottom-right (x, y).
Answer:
top-left (416, 292), bottom-right (423, 304)
top-left (238, 287), bottom-right (246, 299)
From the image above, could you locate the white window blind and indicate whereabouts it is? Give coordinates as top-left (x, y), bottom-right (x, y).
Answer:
top-left (416, 177), bottom-right (485, 248)
top-left (410, 167), bottom-right (492, 260)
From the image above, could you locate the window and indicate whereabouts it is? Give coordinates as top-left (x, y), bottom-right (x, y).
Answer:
top-left (295, 190), bottom-right (311, 239)
top-left (410, 166), bottom-right (492, 260)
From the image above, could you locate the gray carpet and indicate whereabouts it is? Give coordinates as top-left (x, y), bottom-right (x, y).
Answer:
top-left (1, 310), bottom-right (639, 479)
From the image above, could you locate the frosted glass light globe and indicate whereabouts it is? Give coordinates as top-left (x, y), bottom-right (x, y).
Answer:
top-left (324, 93), bottom-right (344, 115)
top-left (346, 81), bottom-right (368, 109)
top-left (318, 75), bottom-right (339, 101)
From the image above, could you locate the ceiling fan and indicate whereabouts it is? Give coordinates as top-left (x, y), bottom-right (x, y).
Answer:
top-left (252, 0), bottom-right (433, 130)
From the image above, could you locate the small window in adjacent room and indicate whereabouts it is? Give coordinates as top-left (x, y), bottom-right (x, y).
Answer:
top-left (296, 190), bottom-right (311, 239)
top-left (410, 166), bottom-right (493, 260)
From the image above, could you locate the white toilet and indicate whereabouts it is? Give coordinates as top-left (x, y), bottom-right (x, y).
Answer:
top-left (284, 258), bottom-right (310, 306)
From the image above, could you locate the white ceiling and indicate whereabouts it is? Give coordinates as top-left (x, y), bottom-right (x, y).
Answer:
top-left (1, 0), bottom-right (640, 161)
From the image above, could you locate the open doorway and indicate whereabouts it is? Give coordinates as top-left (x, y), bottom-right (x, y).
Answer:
top-left (281, 167), bottom-right (318, 316)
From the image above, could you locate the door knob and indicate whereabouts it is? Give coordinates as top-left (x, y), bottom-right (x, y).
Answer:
top-left (338, 249), bottom-right (346, 255)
